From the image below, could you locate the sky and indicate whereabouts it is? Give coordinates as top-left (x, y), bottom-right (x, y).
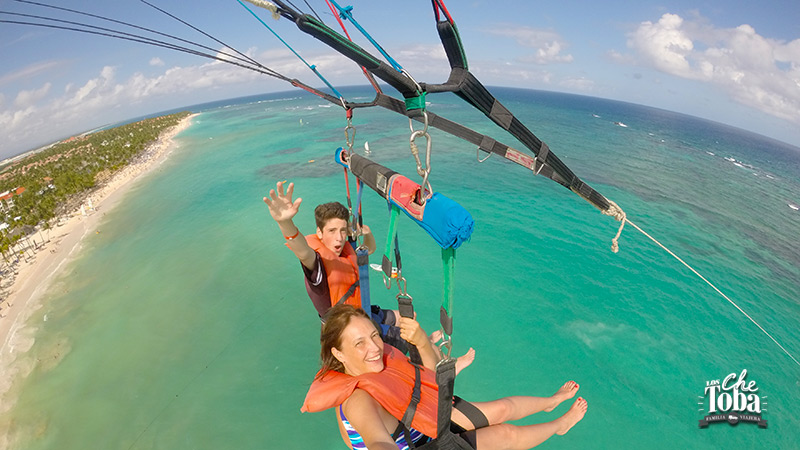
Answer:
top-left (1, 0), bottom-right (799, 160)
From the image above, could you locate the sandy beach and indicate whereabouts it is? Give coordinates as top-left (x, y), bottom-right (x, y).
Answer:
top-left (0, 114), bottom-right (196, 402)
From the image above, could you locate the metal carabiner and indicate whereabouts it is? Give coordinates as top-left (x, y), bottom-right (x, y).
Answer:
top-left (350, 217), bottom-right (362, 242)
top-left (344, 121), bottom-right (356, 151)
top-left (410, 129), bottom-right (433, 199)
top-left (437, 336), bottom-right (453, 360)
top-left (409, 130), bottom-right (430, 175)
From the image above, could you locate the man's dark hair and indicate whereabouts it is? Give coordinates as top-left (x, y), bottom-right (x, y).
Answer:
top-left (314, 202), bottom-right (349, 230)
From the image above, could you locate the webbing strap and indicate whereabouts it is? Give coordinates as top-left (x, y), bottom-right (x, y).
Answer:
top-left (410, 359), bottom-right (473, 449)
top-left (335, 279), bottom-right (358, 306)
top-left (434, 359), bottom-right (457, 440)
top-left (397, 295), bottom-right (415, 320)
top-left (440, 248), bottom-right (455, 339)
top-left (372, 94), bottom-right (567, 187)
top-left (397, 294), bottom-right (423, 365)
top-left (400, 364), bottom-right (422, 430)
top-left (435, 16), bottom-right (467, 70)
top-left (452, 397), bottom-right (489, 429)
top-left (356, 179), bottom-right (365, 230)
top-left (273, 0), bottom-right (616, 215)
top-left (424, 19), bottom-right (613, 213)
top-left (293, 13), bottom-right (419, 97)
top-left (356, 247), bottom-right (371, 312)
top-left (382, 205), bottom-right (402, 280)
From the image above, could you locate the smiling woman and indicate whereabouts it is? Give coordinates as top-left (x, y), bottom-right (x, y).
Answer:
top-left (303, 305), bottom-right (588, 450)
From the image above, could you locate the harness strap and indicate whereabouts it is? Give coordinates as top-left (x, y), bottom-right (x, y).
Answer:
top-left (356, 247), bottom-right (371, 312)
top-left (452, 397), bottom-right (489, 429)
top-left (422, 18), bottom-right (613, 213)
top-left (397, 294), bottom-right (423, 365)
top-left (408, 359), bottom-right (473, 449)
top-left (372, 94), bottom-right (567, 188)
top-left (334, 279), bottom-right (359, 306)
top-left (438, 248), bottom-right (455, 357)
top-left (391, 363), bottom-right (422, 445)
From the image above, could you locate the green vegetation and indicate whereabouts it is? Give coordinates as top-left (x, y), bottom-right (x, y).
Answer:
top-left (0, 112), bottom-right (191, 261)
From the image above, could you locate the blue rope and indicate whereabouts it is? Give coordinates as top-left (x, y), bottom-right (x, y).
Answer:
top-left (236, 0), bottom-right (344, 99)
top-left (327, 0), bottom-right (404, 72)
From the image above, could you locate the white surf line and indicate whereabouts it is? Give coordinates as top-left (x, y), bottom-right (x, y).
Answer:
top-left (626, 219), bottom-right (800, 369)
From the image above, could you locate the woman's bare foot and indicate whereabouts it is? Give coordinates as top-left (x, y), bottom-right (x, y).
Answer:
top-left (545, 380), bottom-right (579, 412)
top-left (555, 397), bottom-right (587, 435)
top-left (454, 347), bottom-right (475, 375)
top-left (429, 331), bottom-right (475, 375)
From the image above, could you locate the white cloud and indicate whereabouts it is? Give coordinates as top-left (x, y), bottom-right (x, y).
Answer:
top-left (0, 48), bottom-right (299, 157)
top-left (559, 77), bottom-right (595, 91)
top-left (628, 14), bottom-right (694, 77)
top-left (606, 49), bottom-right (634, 64)
top-left (14, 83), bottom-right (51, 108)
top-left (472, 63), bottom-right (554, 85)
top-left (149, 57), bottom-right (165, 66)
top-left (485, 25), bottom-right (574, 64)
top-left (625, 13), bottom-right (800, 125)
top-left (0, 61), bottom-right (63, 87)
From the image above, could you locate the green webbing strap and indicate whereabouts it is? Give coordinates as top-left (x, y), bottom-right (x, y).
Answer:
top-left (404, 92), bottom-right (427, 111)
top-left (439, 247), bottom-right (455, 356)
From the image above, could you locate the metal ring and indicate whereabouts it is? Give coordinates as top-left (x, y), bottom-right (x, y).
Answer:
top-left (396, 276), bottom-right (408, 297)
top-left (477, 148), bottom-right (492, 163)
top-left (408, 110), bottom-right (429, 135)
top-left (533, 156), bottom-right (545, 175)
top-left (383, 273), bottom-right (393, 289)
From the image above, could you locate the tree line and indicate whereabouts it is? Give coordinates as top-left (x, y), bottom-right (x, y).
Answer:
top-left (0, 112), bottom-right (191, 263)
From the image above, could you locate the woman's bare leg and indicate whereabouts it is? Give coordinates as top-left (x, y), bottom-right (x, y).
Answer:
top-left (452, 381), bottom-right (579, 427)
top-left (473, 397), bottom-right (588, 450)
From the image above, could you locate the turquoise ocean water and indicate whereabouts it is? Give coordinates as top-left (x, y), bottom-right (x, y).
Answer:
top-left (2, 87), bottom-right (799, 449)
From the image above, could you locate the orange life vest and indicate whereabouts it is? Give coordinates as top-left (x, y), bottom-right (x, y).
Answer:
top-left (306, 234), bottom-right (361, 309)
top-left (301, 344), bottom-right (440, 438)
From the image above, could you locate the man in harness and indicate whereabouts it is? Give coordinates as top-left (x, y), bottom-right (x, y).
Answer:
top-left (264, 181), bottom-right (475, 364)
top-left (264, 180), bottom-right (403, 333)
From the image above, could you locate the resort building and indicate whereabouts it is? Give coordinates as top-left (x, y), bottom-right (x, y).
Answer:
top-left (0, 187), bottom-right (26, 213)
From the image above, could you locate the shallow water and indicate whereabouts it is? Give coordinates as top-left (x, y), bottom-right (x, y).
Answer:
top-left (2, 87), bottom-right (799, 449)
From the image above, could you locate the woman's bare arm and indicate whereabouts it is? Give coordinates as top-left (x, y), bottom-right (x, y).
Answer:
top-left (343, 389), bottom-right (399, 450)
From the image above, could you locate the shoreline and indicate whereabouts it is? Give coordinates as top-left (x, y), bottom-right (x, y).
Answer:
top-left (0, 113), bottom-right (197, 407)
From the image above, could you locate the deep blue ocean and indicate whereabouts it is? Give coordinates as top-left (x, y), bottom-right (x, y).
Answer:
top-left (1, 86), bottom-right (799, 449)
